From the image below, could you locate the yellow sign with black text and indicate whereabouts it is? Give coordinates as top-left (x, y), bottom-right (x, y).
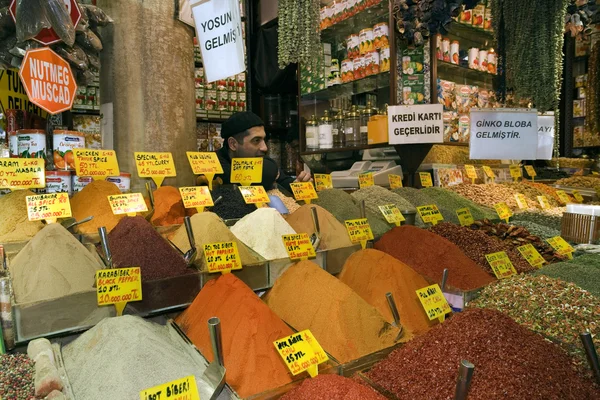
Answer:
top-left (179, 186), bottom-right (214, 212)
top-left (282, 233), bottom-right (316, 261)
top-left (96, 267), bottom-right (142, 316)
top-left (140, 376), bottom-right (200, 400)
top-left (134, 152), bottom-right (176, 187)
top-left (314, 174), bottom-right (333, 191)
top-left (290, 182), bottom-right (318, 203)
top-left (204, 241), bottom-right (243, 274)
top-left (456, 208), bottom-right (474, 226)
top-left (417, 204), bottom-right (443, 225)
top-left (108, 193), bottom-right (148, 216)
top-left (379, 204), bottom-right (405, 226)
top-left (231, 158), bottom-right (263, 185)
top-left (419, 172), bottom-right (433, 187)
top-left (358, 172), bottom-right (374, 188)
top-left (485, 251), bottom-right (517, 279)
top-left (388, 174), bottom-right (403, 189)
top-left (26, 193), bottom-right (71, 223)
top-left (345, 218), bottom-right (374, 249)
top-left (274, 330), bottom-right (329, 377)
top-left (0, 158), bottom-right (45, 190)
top-left (416, 284), bottom-right (451, 322)
top-left (517, 244), bottom-right (545, 268)
top-left (74, 149), bottom-right (120, 180)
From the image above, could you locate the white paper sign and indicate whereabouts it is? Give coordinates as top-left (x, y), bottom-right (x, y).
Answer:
top-left (469, 109), bottom-right (538, 160)
top-left (388, 104), bottom-right (444, 144)
top-left (537, 114), bottom-right (555, 160)
top-left (191, 0), bottom-right (246, 83)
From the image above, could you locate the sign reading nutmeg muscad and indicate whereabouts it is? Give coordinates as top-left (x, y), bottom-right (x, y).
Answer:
top-left (388, 104), bottom-right (444, 144)
top-left (469, 109), bottom-right (538, 160)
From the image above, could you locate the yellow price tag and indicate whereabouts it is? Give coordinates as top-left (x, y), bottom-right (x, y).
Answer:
top-left (456, 207), bottom-right (474, 226)
top-left (314, 174), bottom-right (333, 191)
top-left (74, 149), bottom-right (120, 180)
top-left (416, 284), bottom-right (451, 322)
top-left (358, 172), bottom-right (374, 188)
top-left (0, 158), bottom-right (45, 190)
top-left (537, 195), bottom-right (550, 209)
top-left (524, 165), bottom-right (536, 180)
top-left (231, 157), bottom-right (263, 185)
top-left (419, 171), bottom-right (433, 187)
top-left (517, 244), bottom-right (546, 268)
top-left (593, 171), bottom-right (599, 176)
top-left (482, 165), bottom-right (495, 181)
top-left (378, 204), bottom-right (405, 226)
top-left (140, 375), bottom-right (199, 400)
top-left (290, 182), bottom-right (318, 204)
top-left (96, 267), bottom-right (142, 316)
top-left (509, 165), bottom-right (521, 181)
top-left (485, 251), bottom-right (517, 279)
top-left (417, 204), bottom-right (444, 225)
top-left (274, 330), bottom-right (329, 377)
top-left (26, 193), bottom-right (71, 223)
top-left (514, 193), bottom-right (529, 210)
top-left (494, 202), bottom-right (512, 222)
top-left (546, 236), bottom-right (575, 259)
top-left (179, 186), bottom-right (214, 213)
top-left (388, 174), bottom-right (403, 189)
top-left (204, 241), bottom-right (243, 274)
top-left (344, 218), bottom-right (374, 249)
top-left (282, 233), bottom-right (316, 261)
top-left (555, 190), bottom-right (570, 205)
top-left (134, 152), bottom-right (176, 187)
top-left (464, 164), bottom-right (477, 183)
top-left (238, 185), bottom-right (270, 207)
top-left (186, 151), bottom-right (224, 190)
top-left (108, 193), bottom-right (148, 216)
top-left (572, 190), bottom-right (584, 203)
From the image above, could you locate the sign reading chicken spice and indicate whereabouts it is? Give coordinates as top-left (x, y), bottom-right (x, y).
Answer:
top-left (314, 174), bottom-right (333, 191)
top-left (416, 284), bottom-right (451, 322)
top-left (74, 149), bottom-right (120, 180)
top-left (388, 174), bottom-right (403, 189)
top-left (378, 204), bottom-right (405, 226)
top-left (134, 152), bottom-right (176, 187)
top-left (96, 267), bottom-right (142, 316)
top-left (418, 172), bottom-right (433, 187)
top-left (290, 182), bottom-right (318, 203)
top-left (546, 236), bottom-right (574, 259)
top-left (517, 244), bottom-right (546, 268)
top-left (108, 193), bottom-right (148, 217)
top-left (282, 233), bottom-right (316, 261)
top-left (273, 330), bottom-right (329, 377)
top-left (485, 251), bottom-right (517, 279)
top-left (417, 204), bottom-right (443, 225)
top-left (358, 172), bottom-right (374, 188)
top-left (203, 241), bottom-right (242, 274)
top-left (140, 375), bottom-right (200, 400)
top-left (26, 193), bottom-right (71, 223)
top-left (0, 158), bottom-right (45, 190)
top-left (345, 218), bottom-right (374, 249)
top-left (179, 186), bottom-right (214, 212)
top-left (456, 207), bottom-right (474, 226)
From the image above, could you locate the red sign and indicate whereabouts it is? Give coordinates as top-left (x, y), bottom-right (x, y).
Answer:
top-left (19, 48), bottom-right (77, 115)
top-left (10, 0), bottom-right (82, 46)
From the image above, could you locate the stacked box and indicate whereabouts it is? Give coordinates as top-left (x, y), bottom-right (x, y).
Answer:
top-left (194, 67), bottom-right (246, 118)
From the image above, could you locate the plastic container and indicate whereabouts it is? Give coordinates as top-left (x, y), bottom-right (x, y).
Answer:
top-left (16, 129), bottom-right (45, 159)
top-left (106, 172), bottom-right (131, 193)
top-left (341, 59), bottom-right (354, 83)
top-left (45, 170), bottom-right (72, 195)
top-left (468, 47), bottom-right (479, 69)
top-left (332, 111), bottom-right (345, 148)
top-left (8, 131), bottom-right (17, 157)
top-left (380, 46), bottom-right (390, 72)
top-left (450, 40), bottom-right (460, 64)
top-left (53, 130), bottom-right (85, 171)
top-left (346, 34), bottom-right (360, 59)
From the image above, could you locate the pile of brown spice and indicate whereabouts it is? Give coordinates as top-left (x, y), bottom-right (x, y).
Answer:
top-left (71, 180), bottom-right (124, 234)
top-left (366, 308), bottom-right (600, 400)
top-left (523, 180), bottom-right (574, 204)
top-left (0, 189), bottom-right (44, 242)
top-left (280, 374), bottom-right (385, 400)
top-left (501, 182), bottom-right (557, 207)
top-left (285, 205), bottom-right (353, 250)
top-left (447, 183), bottom-right (521, 210)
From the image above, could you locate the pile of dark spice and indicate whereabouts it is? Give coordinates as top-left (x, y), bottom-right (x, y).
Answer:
top-left (374, 225), bottom-right (495, 290)
top-left (430, 222), bottom-right (534, 275)
top-left (534, 253), bottom-right (600, 297)
top-left (366, 308), bottom-right (600, 400)
top-left (470, 275), bottom-right (600, 364)
top-left (210, 185), bottom-right (257, 220)
top-left (107, 216), bottom-right (191, 281)
top-left (509, 220), bottom-right (561, 239)
top-left (421, 187), bottom-right (497, 221)
top-left (512, 211), bottom-right (562, 231)
top-left (280, 374), bottom-right (385, 400)
top-left (0, 353), bottom-right (35, 400)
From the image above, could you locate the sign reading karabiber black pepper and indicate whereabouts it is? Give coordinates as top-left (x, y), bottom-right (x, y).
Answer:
top-left (388, 104), bottom-right (444, 144)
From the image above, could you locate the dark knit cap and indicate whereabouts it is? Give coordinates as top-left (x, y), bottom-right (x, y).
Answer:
top-left (221, 111), bottom-right (264, 140)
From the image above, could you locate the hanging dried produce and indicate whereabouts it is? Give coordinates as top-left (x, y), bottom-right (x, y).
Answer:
top-left (277, 0), bottom-right (321, 68)
top-left (586, 41), bottom-right (600, 137)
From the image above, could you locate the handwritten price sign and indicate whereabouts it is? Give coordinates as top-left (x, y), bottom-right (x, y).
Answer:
top-left (358, 172), bottom-right (374, 188)
top-left (231, 158), bottom-right (263, 185)
top-left (517, 244), bottom-right (545, 268)
top-left (204, 241), bottom-right (242, 274)
top-left (274, 330), bottom-right (328, 377)
top-left (140, 376), bottom-right (199, 400)
top-left (238, 185), bottom-right (270, 206)
top-left (388, 174), bottom-right (403, 189)
top-left (179, 186), bottom-right (214, 212)
top-left (290, 182), bottom-right (318, 203)
top-left (416, 284), bottom-right (451, 322)
top-left (135, 152), bottom-right (176, 187)
top-left (26, 193), bottom-right (71, 223)
top-left (378, 204), bottom-right (405, 226)
top-left (345, 218), bottom-right (374, 249)
top-left (282, 233), bottom-right (316, 261)
top-left (0, 158), bottom-right (45, 190)
top-left (108, 193), bottom-right (148, 216)
top-left (74, 149), bottom-right (120, 180)
top-left (417, 204), bottom-right (444, 225)
top-left (314, 174), bottom-right (332, 191)
top-left (96, 267), bottom-right (142, 316)
top-left (485, 251), bottom-right (517, 279)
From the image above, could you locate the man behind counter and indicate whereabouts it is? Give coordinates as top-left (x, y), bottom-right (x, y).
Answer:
top-left (216, 111), bottom-right (311, 192)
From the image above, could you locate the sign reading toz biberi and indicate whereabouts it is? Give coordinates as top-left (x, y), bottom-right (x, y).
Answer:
top-left (469, 109), bottom-right (538, 160)
top-left (388, 104), bottom-right (444, 144)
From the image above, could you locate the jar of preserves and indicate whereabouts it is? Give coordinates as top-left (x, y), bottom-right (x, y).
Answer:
top-left (305, 114), bottom-right (319, 150)
top-left (344, 105), bottom-right (361, 147)
top-left (332, 111), bottom-right (345, 148)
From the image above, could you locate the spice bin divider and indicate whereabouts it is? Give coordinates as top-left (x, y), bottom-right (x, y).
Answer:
top-left (52, 343), bottom-right (76, 400)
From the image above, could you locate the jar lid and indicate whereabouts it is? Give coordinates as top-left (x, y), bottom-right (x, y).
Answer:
top-left (320, 110), bottom-right (332, 123)
top-left (307, 114), bottom-right (318, 126)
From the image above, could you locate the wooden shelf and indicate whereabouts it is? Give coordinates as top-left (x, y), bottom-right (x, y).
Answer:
top-left (301, 141), bottom-right (467, 155)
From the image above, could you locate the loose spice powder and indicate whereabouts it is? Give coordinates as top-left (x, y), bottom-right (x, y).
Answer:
top-left (147, 185), bottom-right (188, 226)
top-left (0, 189), bottom-right (44, 243)
top-left (264, 260), bottom-right (398, 363)
top-left (285, 204), bottom-right (353, 250)
top-left (175, 274), bottom-right (294, 397)
top-left (0, 354), bottom-right (35, 400)
top-left (210, 185), bottom-right (256, 220)
top-left (351, 185), bottom-right (416, 214)
top-left (171, 212), bottom-right (261, 269)
top-left (268, 188), bottom-right (301, 213)
top-left (71, 180), bottom-right (124, 234)
top-left (339, 249), bottom-right (438, 336)
top-left (535, 253), bottom-right (600, 297)
top-left (280, 374), bottom-right (385, 400)
top-left (107, 216), bottom-right (191, 281)
top-left (447, 183), bottom-right (522, 210)
top-left (420, 187), bottom-right (497, 220)
top-left (366, 308), bottom-right (600, 400)
top-left (375, 226), bottom-right (495, 290)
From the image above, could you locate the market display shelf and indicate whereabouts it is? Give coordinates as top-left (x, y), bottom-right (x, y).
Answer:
top-left (301, 71), bottom-right (390, 101)
top-left (301, 142), bottom-right (391, 155)
top-left (446, 21), bottom-right (495, 45)
top-left (320, 1), bottom-right (389, 43)
top-left (196, 116), bottom-right (227, 123)
top-left (70, 107), bottom-right (100, 114)
top-left (437, 60), bottom-right (494, 88)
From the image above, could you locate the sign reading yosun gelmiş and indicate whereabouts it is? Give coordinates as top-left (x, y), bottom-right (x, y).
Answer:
top-left (388, 104), bottom-right (444, 145)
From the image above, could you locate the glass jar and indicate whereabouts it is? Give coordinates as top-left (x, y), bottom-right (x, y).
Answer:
top-left (360, 102), bottom-right (376, 146)
top-left (344, 105), bottom-right (361, 147)
top-left (266, 138), bottom-right (281, 167)
top-left (318, 110), bottom-right (333, 149)
top-left (305, 115), bottom-right (319, 150)
top-left (264, 95), bottom-right (282, 128)
top-left (332, 111), bottom-right (345, 148)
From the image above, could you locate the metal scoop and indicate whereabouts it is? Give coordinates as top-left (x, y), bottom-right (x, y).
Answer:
top-left (386, 292), bottom-right (405, 341)
top-left (310, 206), bottom-right (322, 250)
top-left (182, 216), bottom-right (197, 264)
top-left (144, 181), bottom-right (155, 222)
top-left (98, 226), bottom-right (113, 268)
top-left (61, 215), bottom-right (93, 232)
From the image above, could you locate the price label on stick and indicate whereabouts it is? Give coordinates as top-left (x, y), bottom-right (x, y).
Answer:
top-left (482, 165), bottom-right (495, 182)
top-left (140, 375), bottom-right (199, 400)
top-left (494, 202), bottom-right (512, 222)
top-left (134, 152), bottom-right (176, 187)
top-left (290, 182), bottom-right (318, 203)
top-left (345, 218), bottom-right (373, 249)
top-left (314, 174), bottom-right (332, 191)
top-left (456, 208), bottom-right (474, 226)
top-left (0, 158), bottom-right (45, 190)
top-left (274, 330), bottom-right (328, 377)
top-left (416, 284), bottom-right (451, 322)
top-left (485, 251), bottom-right (517, 279)
top-left (204, 241), bottom-right (242, 274)
top-left (524, 165), bottom-right (536, 180)
top-left (572, 190), bottom-right (584, 203)
top-left (514, 193), bottom-right (529, 210)
top-left (358, 172), bottom-right (374, 188)
top-left (379, 204), bottom-right (405, 226)
top-left (464, 164), bottom-right (477, 183)
top-left (546, 236), bottom-right (575, 259)
top-left (231, 158), bottom-right (263, 186)
top-left (419, 172), bottom-right (433, 187)
top-left (537, 195), bottom-right (550, 209)
top-left (26, 193), bottom-right (71, 223)
top-left (179, 186), bottom-right (213, 212)
top-left (555, 190), bottom-right (570, 205)
top-left (108, 193), bottom-right (148, 217)
top-left (509, 165), bottom-right (521, 181)
top-left (282, 233), bottom-right (316, 261)
top-left (96, 267), bottom-right (142, 316)
top-left (417, 204), bottom-right (444, 225)
top-left (388, 174), bottom-right (403, 189)
top-left (238, 185), bottom-right (270, 207)
top-left (74, 149), bottom-right (120, 180)
top-left (517, 244), bottom-right (546, 268)
top-left (186, 151), bottom-right (223, 190)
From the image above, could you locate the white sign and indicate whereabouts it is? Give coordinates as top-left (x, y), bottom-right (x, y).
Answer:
top-left (469, 109), bottom-right (538, 160)
top-left (191, 0), bottom-right (245, 83)
top-left (388, 104), bottom-right (444, 145)
top-left (537, 114), bottom-right (555, 160)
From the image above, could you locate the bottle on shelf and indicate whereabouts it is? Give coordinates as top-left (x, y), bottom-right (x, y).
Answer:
top-left (332, 110), bottom-right (345, 148)
top-left (305, 114), bottom-right (319, 150)
top-left (344, 105), bottom-right (361, 147)
top-left (360, 102), bottom-right (376, 146)
top-left (318, 110), bottom-right (334, 149)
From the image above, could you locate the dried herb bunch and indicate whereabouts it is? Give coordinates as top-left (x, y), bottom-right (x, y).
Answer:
top-left (278, 0), bottom-right (321, 68)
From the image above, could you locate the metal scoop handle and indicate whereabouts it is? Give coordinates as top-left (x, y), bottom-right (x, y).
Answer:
top-left (184, 216), bottom-right (196, 251)
top-left (208, 317), bottom-right (224, 367)
top-left (386, 292), bottom-right (401, 326)
top-left (64, 216), bottom-right (93, 231)
top-left (359, 200), bottom-right (366, 219)
top-left (454, 360), bottom-right (475, 400)
top-left (311, 207), bottom-right (321, 235)
top-left (98, 227), bottom-right (112, 268)
top-left (146, 181), bottom-right (155, 208)
top-left (441, 268), bottom-right (449, 292)
top-left (581, 332), bottom-right (600, 384)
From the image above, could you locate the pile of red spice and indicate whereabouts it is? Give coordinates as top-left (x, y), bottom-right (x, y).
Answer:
top-left (107, 216), bottom-right (191, 281)
top-left (374, 226), bottom-right (495, 290)
top-left (366, 308), bottom-right (600, 400)
top-left (280, 374), bottom-right (385, 400)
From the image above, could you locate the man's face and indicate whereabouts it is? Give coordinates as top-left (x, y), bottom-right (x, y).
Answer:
top-left (228, 126), bottom-right (268, 157)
